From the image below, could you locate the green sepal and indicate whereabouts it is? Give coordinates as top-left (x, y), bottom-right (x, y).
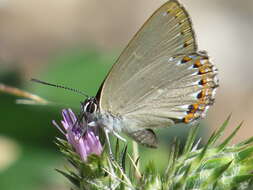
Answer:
top-left (56, 168), bottom-right (81, 188)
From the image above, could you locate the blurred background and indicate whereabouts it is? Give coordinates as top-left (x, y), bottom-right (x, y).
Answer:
top-left (0, 0), bottom-right (253, 189)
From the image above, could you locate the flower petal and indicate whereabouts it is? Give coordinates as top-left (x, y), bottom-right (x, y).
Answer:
top-left (62, 109), bottom-right (76, 126)
top-left (55, 108), bottom-right (103, 162)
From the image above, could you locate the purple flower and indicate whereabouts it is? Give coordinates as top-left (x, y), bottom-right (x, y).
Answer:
top-left (53, 109), bottom-right (103, 161)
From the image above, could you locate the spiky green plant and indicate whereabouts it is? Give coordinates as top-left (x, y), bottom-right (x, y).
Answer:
top-left (56, 116), bottom-right (253, 190)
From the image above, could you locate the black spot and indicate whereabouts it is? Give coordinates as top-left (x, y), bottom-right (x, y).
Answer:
top-left (188, 104), bottom-right (194, 110)
top-left (86, 102), bottom-right (96, 113)
top-left (197, 91), bottom-right (204, 99)
top-left (199, 80), bottom-right (206, 85)
top-left (183, 42), bottom-right (189, 48)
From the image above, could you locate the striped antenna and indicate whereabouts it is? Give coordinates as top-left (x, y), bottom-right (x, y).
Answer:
top-left (31, 78), bottom-right (89, 98)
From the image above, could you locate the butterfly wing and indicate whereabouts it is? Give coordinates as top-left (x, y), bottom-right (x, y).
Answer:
top-left (97, 1), bottom-right (218, 135)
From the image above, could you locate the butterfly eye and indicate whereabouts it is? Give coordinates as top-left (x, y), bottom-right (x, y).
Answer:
top-left (85, 101), bottom-right (97, 113)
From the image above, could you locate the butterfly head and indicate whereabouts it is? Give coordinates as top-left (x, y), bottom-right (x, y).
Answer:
top-left (81, 97), bottom-right (98, 114)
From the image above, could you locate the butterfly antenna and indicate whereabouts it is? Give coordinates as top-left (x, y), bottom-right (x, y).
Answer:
top-left (31, 78), bottom-right (89, 98)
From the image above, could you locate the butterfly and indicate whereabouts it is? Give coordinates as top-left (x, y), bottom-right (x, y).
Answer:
top-left (77, 0), bottom-right (219, 149)
top-left (33, 0), bottom-right (218, 150)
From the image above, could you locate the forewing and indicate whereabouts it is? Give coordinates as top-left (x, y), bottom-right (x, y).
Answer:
top-left (98, 0), bottom-right (197, 112)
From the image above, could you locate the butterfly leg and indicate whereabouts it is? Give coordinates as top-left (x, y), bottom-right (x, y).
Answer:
top-left (76, 112), bottom-right (87, 139)
top-left (112, 131), bottom-right (126, 142)
top-left (104, 128), bottom-right (115, 161)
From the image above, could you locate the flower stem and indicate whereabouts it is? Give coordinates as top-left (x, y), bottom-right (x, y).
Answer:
top-left (132, 141), bottom-right (141, 179)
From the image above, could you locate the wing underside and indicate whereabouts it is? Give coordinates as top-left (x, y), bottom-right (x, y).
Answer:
top-left (98, 0), bottom-right (218, 131)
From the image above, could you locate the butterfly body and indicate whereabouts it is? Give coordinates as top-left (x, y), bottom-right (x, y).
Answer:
top-left (82, 99), bottom-right (160, 147)
top-left (81, 0), bottom-right (218, 148)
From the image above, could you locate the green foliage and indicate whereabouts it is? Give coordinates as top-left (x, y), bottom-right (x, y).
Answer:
top-left (0, 49), bottom-right (190, 189)
top-left (31, 49), bottom-right (115, 105)
top-left (57, 116), bottom-right (253, 190)
top-left (0, 49), bottom-right (116, 190)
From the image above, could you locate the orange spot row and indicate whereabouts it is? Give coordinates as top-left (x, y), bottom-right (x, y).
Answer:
top-left (199, 67), bottom-right (213, 74)
top-left (183, 113), bottom-right (195, 123)
top-left (199, 79), bottom-right (208, 85)
top-left (182, 56), bottom-right (192, 63)
top-left (188, 103), bottom-right (199, 113)
top-left (183, 40), bottom-right (192, 48)
top-left (182, 54), bottom-right (218, 124)
top-left (194, 59), bottom-right (202, 67)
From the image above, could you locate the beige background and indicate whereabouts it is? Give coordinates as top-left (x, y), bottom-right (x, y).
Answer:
top-left (0, 0), bottom-right (253, 143)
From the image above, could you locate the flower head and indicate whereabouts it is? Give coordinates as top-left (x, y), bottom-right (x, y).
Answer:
top-left (53, 109), bottom-right (103, 161)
